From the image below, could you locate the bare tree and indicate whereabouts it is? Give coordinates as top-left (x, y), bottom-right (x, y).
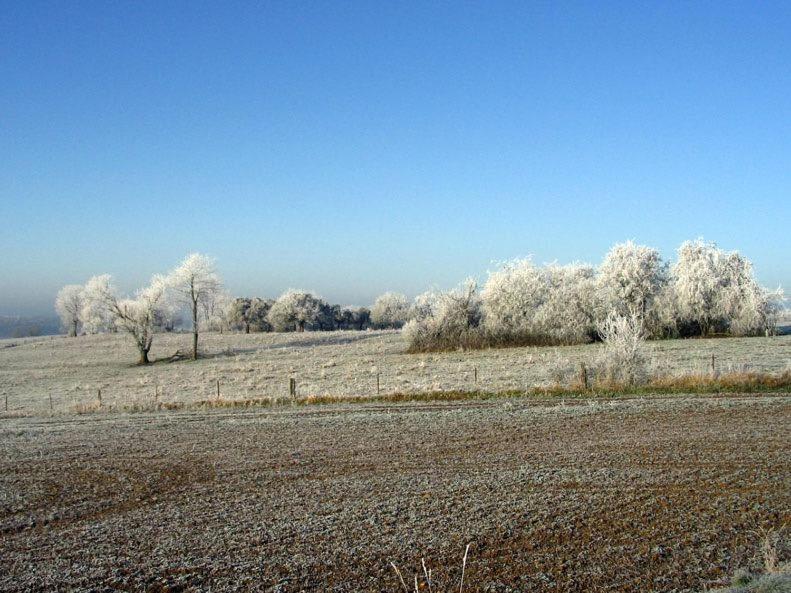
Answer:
top-left (167, 253), bottom-right (223, 359)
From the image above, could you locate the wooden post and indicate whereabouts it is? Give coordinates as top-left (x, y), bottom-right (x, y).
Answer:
top-left (289, 377), bottom-right (296, 399)
top-left (97, 388), bottom-right (102, 409)
top-left (4, 393), bottom-right (7, 412)
top-left (49, 393), bottom-right (53, 411)
top-left (376, 373), bottom-right (380, 395)
top-left (474, 367), bottom-right (478, 384)
top-left (579, 363), bottom-right (589, 390)
top-left (216, 379), bottom-right (221, 400)
top-left (710, 354), bottom-right (716, 377)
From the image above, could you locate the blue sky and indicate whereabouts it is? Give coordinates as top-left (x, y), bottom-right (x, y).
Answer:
top-left (1, 1), bottom-right (789, 316)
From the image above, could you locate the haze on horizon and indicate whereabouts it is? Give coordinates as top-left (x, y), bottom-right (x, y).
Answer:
top-left (1, 2), bottom-right (789, 317)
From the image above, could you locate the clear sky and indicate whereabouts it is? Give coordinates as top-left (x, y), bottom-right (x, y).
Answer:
top-left (1, 1), bottom-right (789, 316)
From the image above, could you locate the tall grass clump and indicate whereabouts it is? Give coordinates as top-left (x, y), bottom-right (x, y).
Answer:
top-left (707, 529), bottom-right (790, 593)
top-left (390, 544), bottom-right (471, 593)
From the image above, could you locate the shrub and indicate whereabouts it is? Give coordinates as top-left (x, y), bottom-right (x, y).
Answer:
top-left (371, 292), bottom-right (410, 329)
top-left (480, 259), bottom-right (599, 346)
top-left (404, 280), bottom-right (483, 352)
top-left (594, 311), bottom-right (649, 386)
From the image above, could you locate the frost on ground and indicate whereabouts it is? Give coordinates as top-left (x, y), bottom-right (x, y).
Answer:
top-left (0, 331), bottom-right (790, 414)
top-left (0, 395), bottom-right (788, 591)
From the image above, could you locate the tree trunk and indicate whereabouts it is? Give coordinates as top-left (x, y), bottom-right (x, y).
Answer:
top-left (297, 321), bottom-right (305, 332)
top-left (69, 320), bottom-right (78, 337)
top-left (245, 323), bottom-right (250, 334)
top-left (139, 348), bottom-right (150, 365)
top-left (192, 300), bottom-right (199, 360)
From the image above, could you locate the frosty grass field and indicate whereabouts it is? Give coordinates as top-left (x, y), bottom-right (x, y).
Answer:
top-left (1, 330), bottom-right (790, 414)
top-left (1, 331), bottom-right (789, 592)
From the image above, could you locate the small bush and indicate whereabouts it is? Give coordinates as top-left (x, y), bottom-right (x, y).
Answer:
top-left (594, 311), bottom-right (649, 386)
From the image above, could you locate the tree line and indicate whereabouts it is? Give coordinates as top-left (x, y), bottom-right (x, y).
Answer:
top-left (54, 254), bottom-right (409, 364)
top-left (56, 239), bottom-right (785, 363)
top-left (404, 239), bottom-right (784, 352)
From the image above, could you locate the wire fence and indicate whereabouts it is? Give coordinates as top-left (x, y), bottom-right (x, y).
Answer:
top-left (2, 365), bottom-right (494, 416)
top-left (2, 353), bottom-right (776, 416)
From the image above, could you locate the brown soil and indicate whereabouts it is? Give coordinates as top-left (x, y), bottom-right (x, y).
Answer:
top-left (1, 394), bottom-right (789, 592)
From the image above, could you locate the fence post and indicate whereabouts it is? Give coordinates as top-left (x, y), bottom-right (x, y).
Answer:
top-left (474, 367), bottom-right (478, 384)
top-left (4, 393), bottom-right (7, 412)
top-left (376, 373), bottom-right (380, 395)
top-left (579, 363), bottom-right (589, 390)
top-left (289, 377), bottom-right (296, 399)
top-left (49, 393), bottom-right (53, 412)
top-left (216, 379), bottom-right (221, 400)
top-left (710, 354), bottom-right (716, 377)
top-left (97, 388), bottom-right (102, 409)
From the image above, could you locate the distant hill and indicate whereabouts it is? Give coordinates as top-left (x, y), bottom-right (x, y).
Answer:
top-left (0, 315), bottom-right (61, 338)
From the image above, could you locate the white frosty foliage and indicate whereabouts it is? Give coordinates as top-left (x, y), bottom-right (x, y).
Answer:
top-left (267, 290), bottom-right (323, 332)
top-left (55, 285), bottom-right (85, 337)
top-left (672, 239), bottom-right (781, 336)
top-left (83, 274), bottom-right (168, 364)
top-left (597, 240), bottom-right (668, 319)
top-left (404, 238), bottom-right (781, 351)
top-left (81, 275), bottom-right (117, 334)
top-left (481, 259), bottom-right (598, 344)
top-left (404, 279), bottom-right (482, 351)
top-left (596, 310), bottom-right (649, 386)
top-left (371, 292), bottom-right (410, 328)
top-left (166, 253), bottom-right (224, 358)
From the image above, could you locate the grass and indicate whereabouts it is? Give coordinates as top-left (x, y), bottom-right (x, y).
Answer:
top-left (391, 544), bottom-right (472, 593)
top-left (385, 530), bottom-right (790, 593)
top-left (47, 369), bottom-right (791, 416)
top-left (706, 529), bottom-right (790, 593)
top-left (3, 331), bottom-right (789, 415)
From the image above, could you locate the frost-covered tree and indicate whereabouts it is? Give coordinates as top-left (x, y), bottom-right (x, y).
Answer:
top-left (343, 306), bottom-right (371, 330)
top-left (313, 300), bottom-right (337, 331)
top-left (715, 252), bottom-right (784, 336)
top-left (481, 259), bottom-right (599, 345)
top-left (410, 289), bottom-right (441, 322)
top-left (229, 298), bottom-right (250, 332)
top-left (411, 238), bottom-right (781, 349)
top-left (81, 275), bottom-right (117, 334)
top-left (55, 285), bottom-right (85, 337)
top-left (83, 274), bottom-right (168, 364)
top-left (481, 258), bottom-right (549, 343)
top-left (670, 239), bottom-right (784, 336)
top-left (229, 297), bottom-right (273, 333)
top-left (672, 240), bottom-right (727, 335)
top-left (167, 253), bottom-right (223, 359)
top-left (248, 297), bottom-right (270, 332)
top-left (201, 289), bottom-right (233, 333)
top-left (370, 292), bottom-right (410, 329)
top-left (267, 290), bottom-right (323, 332)
top-left (404, 279), bottom-right (483, 351)
top-left (539, 263), bottom-right (599, 343)
top-left (332, 305), bottom-right (368, 330)
top-left (597, 241), bottom-right (668, 323)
